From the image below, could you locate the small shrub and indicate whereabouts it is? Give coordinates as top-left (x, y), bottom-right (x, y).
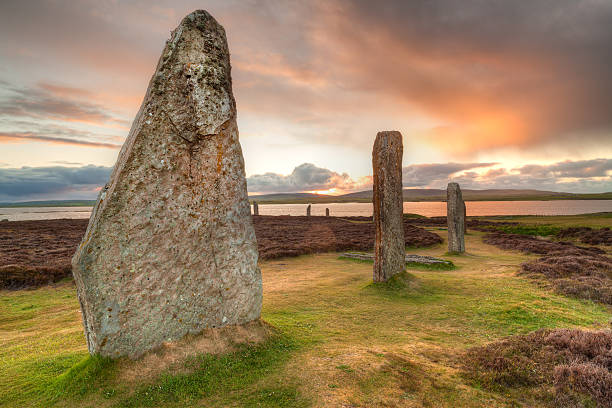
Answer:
top-left (483, 232), bottom-right (612, 304)
top-left (558, 227), bottom-right (612, 246)
top-left (464, 328), bottom-right (612, 407)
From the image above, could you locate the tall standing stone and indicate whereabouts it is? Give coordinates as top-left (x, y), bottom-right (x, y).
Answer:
top-left (72, 10), bottom-right (262, 359)
top-left (372, 131), bottom-right (405, 282)
top-left (325, 208), bottom-right (330, 217)
top-left (253, 201), bottom-right (259, 216)
top-left (306, 204), bottom-right (311, 216)
top-left (447, 182), bottom-right (465, 253)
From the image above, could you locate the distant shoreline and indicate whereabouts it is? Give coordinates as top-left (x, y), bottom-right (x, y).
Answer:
top-left (246, 195), bottom-right (612, 205)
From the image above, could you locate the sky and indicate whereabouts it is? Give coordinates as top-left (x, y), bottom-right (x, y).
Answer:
top-left (1, 0), bottom-right (611, 201)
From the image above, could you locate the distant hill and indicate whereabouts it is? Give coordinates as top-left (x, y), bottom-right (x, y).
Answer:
top-left (249, 189), bottom-right (612, 204)
top-left (1, 189), bottom-right (611, 207)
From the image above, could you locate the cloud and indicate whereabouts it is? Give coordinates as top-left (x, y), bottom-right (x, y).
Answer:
top-left (247, 163), bottom-right (367, 193)
top-left (450, 158), bottom-right (612, 193)
top-left (516, 159), bottom-right (612, 178)
top-left (0, 82), bottom-right (126, 151)
top-left (402, 162), bottom-right (496, 187)
top-left (2, 0), bottom-right (611, 163)
top-left (0, 131), bottom-right (121, 149)
top-left (0, 165), bottom-right (112, 201)
top-left (311, 0), bottom-right (612, 153)
top-left (247, 159), bottom-right (612, 194)
top-left (0, 82), bottom-right (127, 126)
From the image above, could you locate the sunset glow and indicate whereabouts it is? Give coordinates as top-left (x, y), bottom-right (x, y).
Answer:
top-left (1, 0), bottom-right (611, 201)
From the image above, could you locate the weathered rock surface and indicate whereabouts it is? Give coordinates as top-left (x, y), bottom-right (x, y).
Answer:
top-left (447, 182), bottom-right (465, 253)
top-left (342, 252), bottom-right (452, 266)
top-left (372, 131), bottom-right (405, 282)
top-left (72, 10), bottom-right (262, 359)
top-left (253, 201), bottom-right (259, 216)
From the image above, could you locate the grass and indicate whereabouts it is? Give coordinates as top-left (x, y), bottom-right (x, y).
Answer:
top-left (478, 223), bottom-right (562, 236)
top-left (1, 216), bottom-right (611, 407)
top-left (476, 212), bottom-right (612, 228)
top-left (115, 335), bottom-right (305, 408)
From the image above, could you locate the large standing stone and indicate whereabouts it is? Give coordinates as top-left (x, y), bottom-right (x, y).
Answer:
top-left (325, 208), bottom-right (330, 217)
top-left (306, 204), bottom-right (311, 217)
top-left (72, 10), bottom-right (262, 359)
top-left (253, 201), bottom-right (259, 216)
top-left (447, 182), bottom-right (465, 253)
top-left (372, 131), bottom-right (405, 282)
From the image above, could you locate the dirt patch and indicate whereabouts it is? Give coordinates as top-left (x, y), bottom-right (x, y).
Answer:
top-left (1, 216), bottom-right (441, 289)
top-left (558, 227), bottom-right (612, 246)
top-left (464, 328), bottom-right (612, 408)
top-left (483, 232), bottom-right (612, 304)
top-left (116, 319), bottom-right (273, 383)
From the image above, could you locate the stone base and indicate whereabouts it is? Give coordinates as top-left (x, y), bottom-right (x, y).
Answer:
top-left (341, 252), bottom-right (453, 266)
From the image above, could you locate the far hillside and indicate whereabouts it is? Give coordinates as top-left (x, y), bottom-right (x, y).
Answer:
top-left (248, 189), bottom-right (612, 204)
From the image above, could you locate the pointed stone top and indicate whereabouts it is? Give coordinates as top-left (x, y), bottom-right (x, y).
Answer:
top-left (447, 182), bottom-right (461, 190)
top-left (146, 9), bottom-right (234, 142)
top-left (374, 131), bottom-right (403, 155)
top-left (176, 10), bottom-right (225, 37)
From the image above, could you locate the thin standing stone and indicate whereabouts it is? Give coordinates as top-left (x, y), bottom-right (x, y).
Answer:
top-left (253, 201), bottom-right (259, 216)
top-left (71, 10), bottom-right (261, 359)
top-left (447, 182), bottom-right (466, 253)
top-left (306, 204), bottom-right (311, 216)
top-left (372, 131), bottom-right (405, 282)
top-left (325, 208), bottom-right (330, 217)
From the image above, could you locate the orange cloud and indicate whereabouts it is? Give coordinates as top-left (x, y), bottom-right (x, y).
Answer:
top-left (0, 132), bottom-right (120, 149)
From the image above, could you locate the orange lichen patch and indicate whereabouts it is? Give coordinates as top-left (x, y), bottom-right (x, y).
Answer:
top-left (216, 136), bottom-right (223, 173)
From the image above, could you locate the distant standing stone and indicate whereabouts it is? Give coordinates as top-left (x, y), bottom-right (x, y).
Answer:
top-left (253, 201), bottom-right (259, 216)
top-left (447, 182), bottom-right (465, 253)
top-left (306, 204), bottom-right (311, 216)
top-left (372, 131), bottom-right (405, 282)
top-left (72, 10), bottom-right (262, 359)
top-left (325, 208), bottom-right (330, 217)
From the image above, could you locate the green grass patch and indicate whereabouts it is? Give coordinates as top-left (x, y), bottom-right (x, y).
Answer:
top-left (403, 213), bottom-right (427, 219)
top-left (405, 261), bottom-right (455, 271)
top-left (338, 255), bottom-right (374, 264)
top-left (22, 332), bottom-right (306, 408)
top-left (365, 271), bottom-right (419, 293)
top-left (116, 334), bottom-right (303, 408)
top-left (482, 224), bottom-right (562, 236)
top-left (45, 354), bottom-right (116, 401)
